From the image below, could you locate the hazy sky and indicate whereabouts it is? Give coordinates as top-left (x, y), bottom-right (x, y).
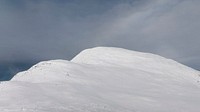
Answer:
top-left (0, 0), bottom-right (200, 70)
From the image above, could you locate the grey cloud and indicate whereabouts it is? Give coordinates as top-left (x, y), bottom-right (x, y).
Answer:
top-left (0, 0), bottom-right (199, 70)
top-left (89, 0), bottom-right (200, 69)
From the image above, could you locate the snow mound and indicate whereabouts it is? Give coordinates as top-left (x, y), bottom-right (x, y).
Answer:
top-left (1, 47), bottom-right (200, 112)
top-left (12, 47), bottom-right (200, 83)
top-left (72, 47), bottom-right (199, 79)
top-left (72, 47), bottom-right (168, 66)
top-left (71, 47), bottom-right (190, 69)
top-left (12, 60), bottom-right (77, 83)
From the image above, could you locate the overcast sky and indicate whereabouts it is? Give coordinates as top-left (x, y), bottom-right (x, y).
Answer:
top-left (0, 0), bottom-right (200, 70)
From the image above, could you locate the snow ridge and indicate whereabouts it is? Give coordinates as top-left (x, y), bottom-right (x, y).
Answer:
top-left (1, 47), bottom-right (200, 112)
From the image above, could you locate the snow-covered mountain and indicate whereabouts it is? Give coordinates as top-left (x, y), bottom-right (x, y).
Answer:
top-left (0, 47), bottom-right (200, 112)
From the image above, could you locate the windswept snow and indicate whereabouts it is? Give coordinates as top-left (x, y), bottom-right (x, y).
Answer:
top-left (1, 47), bottom-right (200, 112)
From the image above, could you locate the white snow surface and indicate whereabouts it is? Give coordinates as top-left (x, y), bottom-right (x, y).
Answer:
top-left (1, 47), bottom-right (200, 112)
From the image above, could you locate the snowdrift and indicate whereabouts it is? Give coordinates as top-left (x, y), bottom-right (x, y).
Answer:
top-left (0, 47), bottom-right (200, 112)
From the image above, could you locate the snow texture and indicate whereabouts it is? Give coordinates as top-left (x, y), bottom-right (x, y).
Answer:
top-left (0, 47), bottom-right (200, 112)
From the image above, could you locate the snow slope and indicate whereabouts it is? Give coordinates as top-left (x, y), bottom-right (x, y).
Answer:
top-left (0, 47), bottom-right (200, 112)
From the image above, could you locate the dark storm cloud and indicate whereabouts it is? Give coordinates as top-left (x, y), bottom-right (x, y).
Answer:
top-left (0, 0), bottom-right (200, 70)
